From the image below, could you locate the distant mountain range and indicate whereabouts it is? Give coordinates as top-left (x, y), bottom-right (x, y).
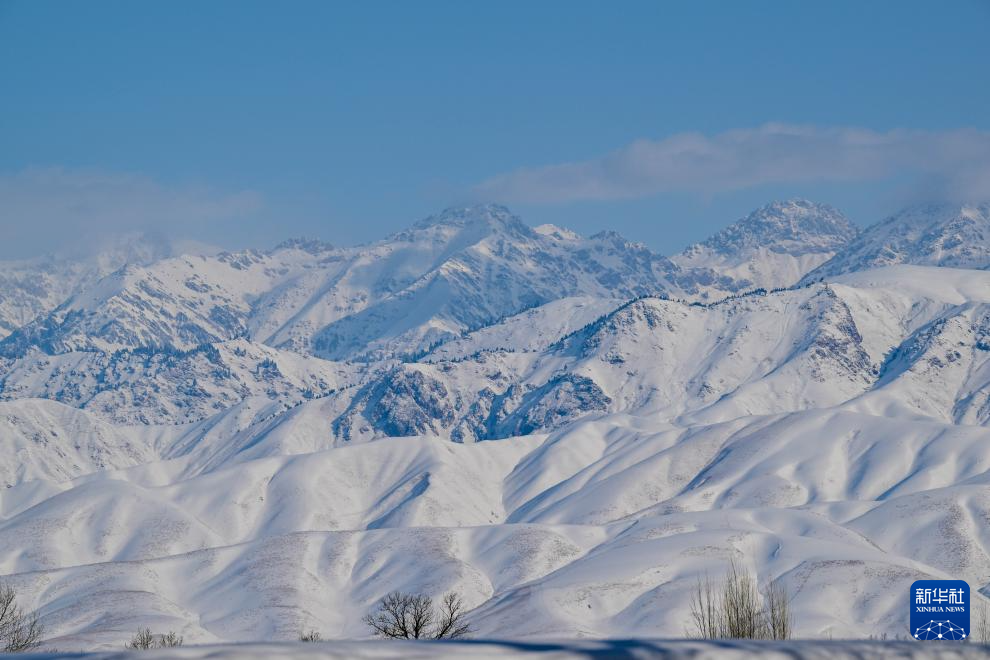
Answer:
top-left (3, 199), bottom-right (990, 648)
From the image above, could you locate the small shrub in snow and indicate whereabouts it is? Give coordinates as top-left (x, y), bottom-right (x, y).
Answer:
top-left (125, 628), bottom-right (184, 649)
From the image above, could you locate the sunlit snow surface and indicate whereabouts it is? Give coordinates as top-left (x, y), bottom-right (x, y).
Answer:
top-left (5, 204), bottom-right (990, 650)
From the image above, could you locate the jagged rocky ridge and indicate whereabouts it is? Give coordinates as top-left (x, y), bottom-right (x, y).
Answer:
top-left (0, 205), bottom-right (684, 362)
top-left (0, 201), bottom-right (867, 362)
top-left (0, 232), bottom-right (199, 340)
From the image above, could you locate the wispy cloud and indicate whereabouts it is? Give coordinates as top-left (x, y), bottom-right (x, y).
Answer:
top-left (473, 124), bottom-right (990, 203)
top-left (0, 168), bottom-right (263, 258)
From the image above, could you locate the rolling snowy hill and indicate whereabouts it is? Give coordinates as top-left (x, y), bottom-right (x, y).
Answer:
top-left (3, 201), bottom-right (990, 650)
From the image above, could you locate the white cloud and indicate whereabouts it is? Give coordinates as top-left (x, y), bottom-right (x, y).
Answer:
top-left (473, 124), bottom-right (990, 203)
top-left (0, 168), bottom-right (263, 257)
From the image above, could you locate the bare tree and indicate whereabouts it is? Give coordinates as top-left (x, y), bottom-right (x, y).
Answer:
top-left (689, 574), bottom-right (721, 640)
top-left (721, 560), bottom-right (764, 639)
top-left (432, 592), bottom-right (472, 640)
top-left (763, 578), bottom-right (792, 641)
top-left (364, 591), bottom-right (473, 640)
top-left (299, 630), bottom-right (322, 642)
top-left (408, 593), bottom-right (434, 639)
top-left (125, 628), bottom-right (183, 650)
top-left (364, 592), bottom-right (431, 639)
top-left (0, 581), bottom-right (44, 653)
top-left (688, 561), bottom-right (792, 640)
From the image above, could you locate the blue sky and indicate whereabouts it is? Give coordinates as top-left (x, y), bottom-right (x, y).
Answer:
top-left (1, 0), bottom-right (989, 258)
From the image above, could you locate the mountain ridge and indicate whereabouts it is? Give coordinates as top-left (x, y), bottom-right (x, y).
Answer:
top-left (671, 199), bottom-right (859, 296)
top-left (803, 201), bottom-right (990, 282)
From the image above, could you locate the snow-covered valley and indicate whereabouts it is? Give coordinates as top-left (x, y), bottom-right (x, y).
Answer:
top-left (3, 200), bottom-right (990, 649)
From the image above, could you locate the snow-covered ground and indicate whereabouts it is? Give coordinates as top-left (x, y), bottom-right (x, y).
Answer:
top-left (11, 640), bottom-right (990, 659)
top-left (3, 201), bottom-right (990, 651)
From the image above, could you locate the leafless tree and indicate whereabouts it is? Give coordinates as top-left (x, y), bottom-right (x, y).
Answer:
top-left (689, 574), bottom-right (721, 640)
top-left (688, 561), bottom-right (792, 640)
top-left (721, 560), bottom-right (764, 639)
top-left (762, 577), bottom-right (792, 641)
top-left (432, 592), bottom-right (472, 640)
top-left (364, 591), bottom-right (472, 639)
top-left (0, 581), bottom-right (44, 653)
top-left (299, 630), bottom-right (322, 642)
top-left (125, 628), bottom-right (183, 650)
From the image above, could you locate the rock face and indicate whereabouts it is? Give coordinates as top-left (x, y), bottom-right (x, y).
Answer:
top-left (493, 374), bottom-right (611, 438)
top-left (334, 367), bottom-right (455, 440)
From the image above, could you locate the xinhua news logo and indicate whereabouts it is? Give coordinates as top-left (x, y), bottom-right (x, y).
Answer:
top-left (910, 579), bottom-right (970, 641)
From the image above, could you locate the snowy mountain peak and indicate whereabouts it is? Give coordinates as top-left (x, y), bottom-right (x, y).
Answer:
top-left (670, 200), bottom-right (858, 295)
top-left (0, 232), bottom-right (207, 340)
top-left (533, 224), bottom-right (581, 241)
top-left (803, 201), bottom-right (990, 282)
top-left (78, 230), bottom-right (219, 263)
top-left (689, 199), bottom-right (858, 258)
top-left (272, 237), bottom-right (336, 254)
top-left (410, 203), bottom-right (531, 235)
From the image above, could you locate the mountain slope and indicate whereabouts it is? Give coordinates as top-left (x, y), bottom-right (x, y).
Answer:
top-left (803, 202), bottom-right (990, 282)
top-left (672, 199), bottom-right (858, 296)
top-left (0, 233), bottom-right (201, 340)
top-left (306, 205), bottom-right (680, 360)
top-left (0, 340), bottom-right (359, 425)
top-left (0, 398), bottom-right (158, 488)
top-left (4, 405), bottom-right (990, 646)
top-left (7, 265), bottom-right (990, 443)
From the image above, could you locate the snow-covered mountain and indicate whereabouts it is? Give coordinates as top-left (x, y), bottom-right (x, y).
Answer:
top-left (802, 202), bottom-right (990, 282)
top-left (0, 233), bottom-right (203, 340)
top-left (5, 201), bottom-right (990, 649)
top-left (307, 205), bottom-right (680, 361)
top-left (0, 205), bottom-right (679, 362)
top-left (672, 199), bottom-right (858, 296)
